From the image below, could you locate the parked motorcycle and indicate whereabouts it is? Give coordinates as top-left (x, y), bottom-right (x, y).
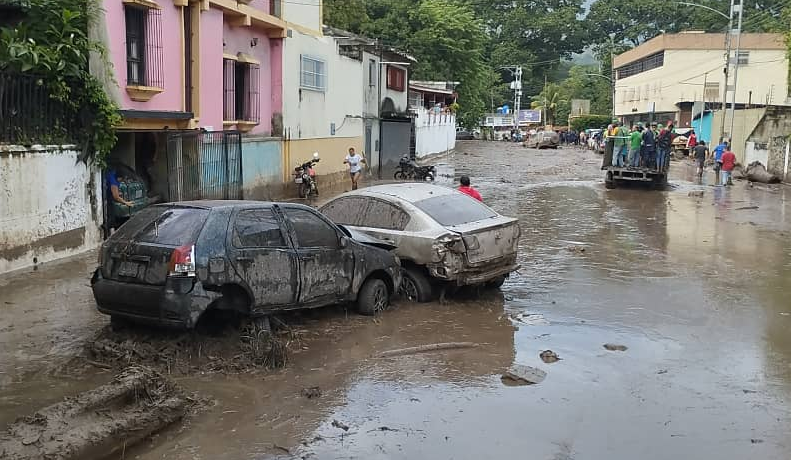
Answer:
top-left (394, 156), bottom-right (436, 181)
top-left (294, 152), bottom-right (320, 198)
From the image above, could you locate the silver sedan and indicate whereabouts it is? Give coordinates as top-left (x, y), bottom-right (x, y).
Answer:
top-left (320, 183), bottom-right (521, 302)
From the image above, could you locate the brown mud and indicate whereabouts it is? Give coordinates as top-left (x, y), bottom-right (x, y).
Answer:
top-left (0, 366), bottom-right (199, 460)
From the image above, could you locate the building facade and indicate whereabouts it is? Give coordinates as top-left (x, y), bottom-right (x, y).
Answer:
top-left (408, 81), bottom-right (458, 158)
top-left (613, 32), bottom-right (789, 129)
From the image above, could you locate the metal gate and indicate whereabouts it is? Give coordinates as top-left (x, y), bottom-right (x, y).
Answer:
top-left (380, 119), bottom-right (412, 177)
top-left (166, 130), bottom-right (242, 201)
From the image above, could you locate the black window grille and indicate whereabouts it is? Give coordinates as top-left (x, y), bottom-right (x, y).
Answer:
top-left (124, 5), bottom-right (164, 88)
top-left (223, 59), bottom-right (260, 123)
top-left (0, 72), bottom-right (75, 144)
top-left (616, 51), bottom-right (664, 80)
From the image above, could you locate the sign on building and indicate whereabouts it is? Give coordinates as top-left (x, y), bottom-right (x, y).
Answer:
top-left (518, 110), bottom-right (541, 123)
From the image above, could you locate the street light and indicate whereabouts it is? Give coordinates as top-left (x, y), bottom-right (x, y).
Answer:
top-left (676, 1), bottom-right (729, 19)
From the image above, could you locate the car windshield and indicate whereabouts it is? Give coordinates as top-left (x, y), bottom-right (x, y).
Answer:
top-left (413, 194), bottom-right (497, 227)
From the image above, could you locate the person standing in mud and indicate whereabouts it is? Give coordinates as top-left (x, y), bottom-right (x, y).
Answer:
top-left (693, 141), bottom-right (708, 180)
top-left (344, 147), bottom-right (366, 191)
top-left (642, 123), bottom-right (657, 169)
top-left (713, 139), bottom-right (728, 185)
top-left (628, 124), bottom-right (643, 167)
top-left (458, 176), bottom-right (483, 202)
top-left (721, 146), bottom-right (736, 186)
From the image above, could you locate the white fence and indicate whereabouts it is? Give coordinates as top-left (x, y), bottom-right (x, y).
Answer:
top-left (414, 109), bottom-right (456, 158)
top-left (0, 145), bottom-right (103, 274)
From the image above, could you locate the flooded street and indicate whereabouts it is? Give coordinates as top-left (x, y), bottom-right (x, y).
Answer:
top-left (3, 141), bottom-right (791, 459)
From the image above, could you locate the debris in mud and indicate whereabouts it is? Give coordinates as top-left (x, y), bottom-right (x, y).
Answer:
top-left (501, 364), bottom-right (546, 386)
top-left (510, 313), bottom-right (549, 326)
top-left (302, 387), bottom-right (322, 399)
top-left (751, 438), bottom-right (764, 444)
top-left (539, 350), bottom-right (561, 363)
top-left (86, 321), bottom-right (293, 375)
top-left (331, 420), bottom-right (350, 431)
top-left (735, 206), bottom-right (759, 210)
top-left (657, 369), bottom-right (668, 375)
top-left (688, 191), bottom-right (705, 198)
top-left (0, 366), bottom-right (198, 460)
top-left (603, 343), bottom-right (628, 351)
top-left (566, 245), bottom-right (586, 254)
top-left (377, 342), bottom-right (478, 358)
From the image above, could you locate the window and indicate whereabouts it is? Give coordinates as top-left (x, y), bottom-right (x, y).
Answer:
top-left (269, 0), bottom-right (281, 17)
top-left (135, 208), bottom-right (210, 246)
top-left (286, 208), bottom-right (339, 248)
top-left (321, 197), bottom-right (370, 227)
top-left (369, 59), bottom-right (377, 87)
top-left (737, 51), bottom-right (749, 65)
top-left (233, 209), bottom-right (286, 248)
top-left (704, 82), bottom-right (720, 101)
top-left (223, 58), bottom-right (260, 122)
top-left (615, 51), bottom-right (664, 80)
top-left (300, 56), bottom-right (326, 91)
top-left (124, 4), bottom-right (163, 87)
top-left (367, 200), bottom-right (410, 231)
top-left (413, 194), bottom-right (496, 227)
top-left (386, 65), bottom-right (406, 92)
top-left (408, 90), bottom-right (423, 108)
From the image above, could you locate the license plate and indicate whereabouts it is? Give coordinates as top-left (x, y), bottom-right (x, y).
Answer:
top-left (117, 261), bottom-right (140, 277)
top-left (294, 177), bottom-right (303, 184)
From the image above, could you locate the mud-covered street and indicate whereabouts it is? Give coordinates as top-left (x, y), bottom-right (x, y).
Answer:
top-left (3, 141), bottom-right (791, 459)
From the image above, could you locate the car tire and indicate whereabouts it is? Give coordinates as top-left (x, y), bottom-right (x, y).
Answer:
top-left (399, 267), bottom-right (433, 303)
top-left (357, 278), bottom-right (389, 316)
top-left (486, 275), bottom-right (507, 289)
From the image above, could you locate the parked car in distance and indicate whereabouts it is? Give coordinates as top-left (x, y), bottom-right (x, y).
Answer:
top-left (456, 129), bottom-right (475, 140)
top-left (320, 183), bottom-right (521, 302)
top-left (524, 130), bottom-right (560, 149)
top-left (91, 201), bottom-right (402, 329)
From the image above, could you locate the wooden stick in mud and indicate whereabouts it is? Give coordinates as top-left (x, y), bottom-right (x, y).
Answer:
top-left (377, 342), bottom-right (478, 358)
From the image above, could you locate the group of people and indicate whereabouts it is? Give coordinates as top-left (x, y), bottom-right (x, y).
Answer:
top-left (610, 121), bottom-right (675, 172)
top-left (558, 130), bottom-right (581, 145)
top-left (691, 139), bottom-right (736, 186)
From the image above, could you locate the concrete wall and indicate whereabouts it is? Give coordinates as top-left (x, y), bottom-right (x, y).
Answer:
top-left (414, 109), bottom-right (456, 158)
top-left (282, 30), bottom-right (364, 176)
top-left (241, 137), bottom-right (284, 199)
top-left (712, 108), bottom-right (766, 165)
top-left (0, 146), bottom-right (103, 274)
top-left (615, 48), bottom-right (789, 117)
top-left (200, 8), bottom-right (225, 130)
top-left (745, 106), bottom-right (791, 182)
top-left (284, 137), bottom-right (363, 187)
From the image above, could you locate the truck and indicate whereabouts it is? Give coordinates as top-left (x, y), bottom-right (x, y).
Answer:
top-left (601, 137), bottom-right (668, 189)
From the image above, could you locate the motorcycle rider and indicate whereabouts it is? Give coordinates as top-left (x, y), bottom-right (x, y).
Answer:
top-left (344, 147), bottom-right (366, 190)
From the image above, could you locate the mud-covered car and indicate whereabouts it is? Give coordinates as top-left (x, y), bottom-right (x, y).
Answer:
top-left (524, 130), bottom-right (560, 149)
top-left (320, 183), bottom-right (521, 302)
top-left (91, 201), bottom-right (401, 328)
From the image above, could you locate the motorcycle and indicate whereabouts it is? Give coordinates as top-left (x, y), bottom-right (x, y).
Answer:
top-left (294, 152), bottom-right (320, 198)
top-left (394, 156), bottom-right (436, 181)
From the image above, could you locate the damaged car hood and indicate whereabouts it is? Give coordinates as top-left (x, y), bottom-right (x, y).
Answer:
top-left (340, 226), bottom-right (398, 251)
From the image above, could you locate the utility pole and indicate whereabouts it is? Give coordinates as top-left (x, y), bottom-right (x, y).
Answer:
top-left (610, 34), bottom-right (616, 120)
top-left (512, 66), bottom-right (523, 131)
top-left (719, 0), bottom-right (735, 143)
top-left (728, 0), bottom-right (744, 141)
top-left (700, 72), bottom-right (707, 136)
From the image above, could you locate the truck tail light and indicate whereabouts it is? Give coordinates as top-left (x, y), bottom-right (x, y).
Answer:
top-left (169, 244), bottom-right (196, 277)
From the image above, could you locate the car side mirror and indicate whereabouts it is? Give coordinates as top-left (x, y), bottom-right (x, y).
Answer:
top-left (339, 236), bottom-right (349, 248)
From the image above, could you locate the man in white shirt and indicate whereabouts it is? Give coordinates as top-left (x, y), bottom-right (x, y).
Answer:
top-left (344, 147), bottom-right (366, 190)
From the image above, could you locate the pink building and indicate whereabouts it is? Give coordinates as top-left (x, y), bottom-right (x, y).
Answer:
top-left (97, 0), bottom-right (285, 203)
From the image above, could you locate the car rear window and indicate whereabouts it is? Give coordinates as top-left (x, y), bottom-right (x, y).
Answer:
top-left (413, 194), bottom-right (497, 227)
top-left (131, 207), bottom-right (209, 246)
top-left (109, 206), bottom-right (167, 242)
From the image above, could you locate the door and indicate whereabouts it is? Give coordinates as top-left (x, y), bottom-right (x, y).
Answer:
top-left (229, 207), bottom-right (298, 309)
top-left (281, 206), bottom-right (354, 305)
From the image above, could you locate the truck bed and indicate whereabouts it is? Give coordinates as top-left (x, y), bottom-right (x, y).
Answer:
top-left (601, 165), bottom-right (663, 181)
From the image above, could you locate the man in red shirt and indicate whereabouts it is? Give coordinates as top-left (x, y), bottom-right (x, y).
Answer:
top-left (458, 175), bottom-right (483, 202)
top-left (720, 145), bottom-right (736, 186)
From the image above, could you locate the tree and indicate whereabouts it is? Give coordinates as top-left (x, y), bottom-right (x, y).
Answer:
top-left (531, 83), bottom-right (568, 126)
top-left (322, 0), bottom-right (369, 31)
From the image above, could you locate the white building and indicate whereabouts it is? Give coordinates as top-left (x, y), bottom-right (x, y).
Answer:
top-left (613, 32), bottom-right (789, 130)
top-left (408, 81), bottom-right (458, 158)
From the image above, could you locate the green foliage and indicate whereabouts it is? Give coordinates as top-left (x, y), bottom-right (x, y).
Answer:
top-left (0, 0), bottom-right (119, 164)
top-left (323, 0), bottom-right (369, 31)
top-left (570, 115), bottom-right (612, 132)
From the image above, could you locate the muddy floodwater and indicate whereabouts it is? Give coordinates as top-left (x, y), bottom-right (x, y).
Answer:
top-left (3, 141), bottom-right (791, 459)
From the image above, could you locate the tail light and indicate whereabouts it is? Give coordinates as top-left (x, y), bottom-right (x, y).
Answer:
top-left (435, 235), bottom-right (466, 254)
top-left (169, 244), bottom-right (196, 277)
top-left (462, 235), bottom-right (480, 250)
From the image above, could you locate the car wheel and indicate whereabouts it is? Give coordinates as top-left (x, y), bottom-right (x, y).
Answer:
top-left (486, 275), bottom-right (507, 289)
top-left (357, 278), bottom-right (389, 316)
top-left (399, 267), bottom-right (433, 302)
top-left (394, 170), bottom-right (407, 180)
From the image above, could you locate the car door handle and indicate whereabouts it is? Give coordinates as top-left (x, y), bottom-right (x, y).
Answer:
top-left (236, 256), bottom-right (253, 263)
top-left (300, 254), bottom-right (317, 261)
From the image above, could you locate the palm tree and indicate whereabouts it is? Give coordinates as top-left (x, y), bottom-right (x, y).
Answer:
top-left (531, 89), bottom-right (566, 127)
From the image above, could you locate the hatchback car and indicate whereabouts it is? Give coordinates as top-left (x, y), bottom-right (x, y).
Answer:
top-left (91, 201), bottom-right (402, 328)
top-left (320, 184), bottom-right (520, 302)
